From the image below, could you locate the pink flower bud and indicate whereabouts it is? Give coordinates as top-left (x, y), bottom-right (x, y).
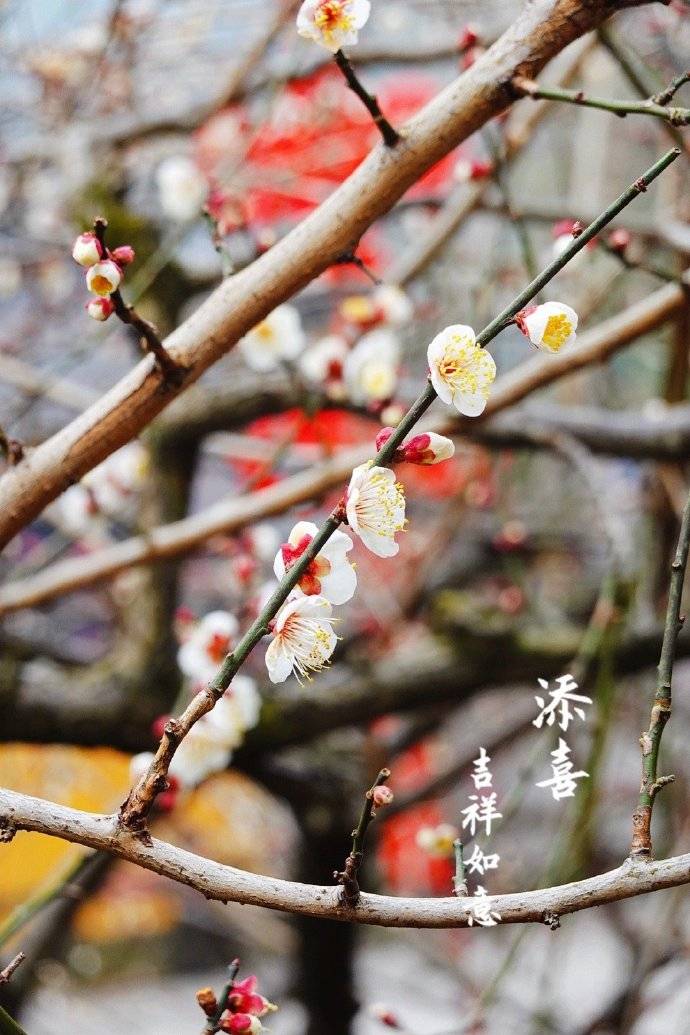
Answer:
top-left (86, 259), bottom-right (122, 296)
top-left (85, 297), bottom-right (114, 321)
top-left (72, 232), bottom-right (103, 267)
top-left (607, 228), bottom-right (631, 254)
top-left (375, 427), bottom-right (395, 452)
top-left (109, 244), bottom-right (136, 266)
top-left (369, 1004), bottom-right (402, 1028)
top-left (372, 785), bottom-right (394, 809)
top-left (402, 432), bottom-right (455, 466)
top-left (221, 1015), bottom-right (263, 1034)
top-left (458, 24), bottom-right (479, 50)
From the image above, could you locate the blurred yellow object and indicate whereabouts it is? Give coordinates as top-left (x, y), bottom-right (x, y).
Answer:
top-left (0, 745), bottom-right (130, 916)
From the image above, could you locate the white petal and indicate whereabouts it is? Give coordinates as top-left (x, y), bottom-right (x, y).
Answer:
top-left (288, 521), bottom-right (319, 545)
top-left (319, 562), bottom-right (357, 604)
top-left (265, 638), bottom-right (293, 684)
top-left (357, 525), bottom-right (400, 557)
top-left (455, 392), bottom-right (487, 417)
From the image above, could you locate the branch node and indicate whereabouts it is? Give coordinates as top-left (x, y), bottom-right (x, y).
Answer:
top-left (542, 911), bottom-right (561, 931)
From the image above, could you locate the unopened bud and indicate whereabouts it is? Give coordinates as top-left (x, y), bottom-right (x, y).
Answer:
top-left (402, 432), bottom-right (455, 466)
top-left (109, 244), bottom-right (136, 266)
top-left (85, 296), bottom-right (114, 321)
top-left (196, 987), bottom-right (218, 1017)
top-left (72, 232), bottom-right (103, 267)
top-left (607, 228), bottom-right (631, 253)
top-left (371, 785), bottom-right (394, 810)
top-left (220, 1016), bottom-right (263, 1034)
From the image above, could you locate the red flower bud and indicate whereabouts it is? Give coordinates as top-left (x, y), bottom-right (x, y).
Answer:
top-left (109, 244), bottom-right (136, 266)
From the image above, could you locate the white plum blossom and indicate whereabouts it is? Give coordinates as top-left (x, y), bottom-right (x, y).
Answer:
top-left (296, 0), bottom-right (371, 53)
top-left (265, 594), bottom-right (337, 684)
top-left (372, 284), bottom-right (414, 326)
top-left (238, 304), bottom-right (306, 372)
top-left (129, 678), bottom-right (261, 791)
top-left (274, 520), bottom-right (356, 605)
top-left (299, 334), bottom-right (348, 396)
top-left (56, 441), bottom-right (148, 535)
top-left (178, 610), bottom-right (239, 685)
top-left (85, 259), bottom-right (122, 296)
top-left (345, 463), bottom-right (406, 557)
top-left (516, 301), bottom-right (578, 353)
top-left (415, 823), bottom-right (459, 858)
top-left (427, 325), bottom-right (497, 417)
top-left (156, 155), bottom-right (208, 222)
top-left (72, 231), bottom-right (103, 267)
top-left (344, 329), bottom-right (400, 405)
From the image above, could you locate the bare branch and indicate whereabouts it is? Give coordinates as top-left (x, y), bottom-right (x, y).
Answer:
top-left (2, 788), bottom-right (690, 930)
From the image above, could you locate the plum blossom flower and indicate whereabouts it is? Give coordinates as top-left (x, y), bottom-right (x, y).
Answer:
top-left (427, 324), bottom-right (496, 417)
top-left (265, 594), bottom-right (337, 684)
top-left (297, 0), bottom-right (371, 53)
top-left (56, 441), bottom-right (148, 535)
top-left (274, 521), bottom-right (356, 604)
top-left (376, 428), bottom-right (455, 466)
top-left (85, 259), bottom-right (122, 296)
top-left (345, 463), bottom-right (406, 557)
top-left (344, 329), bottom-right (400, 405)
top-left (178, 610), bottom-right (239, 685)
top-left (156, 155), bottom-right (208, 222)
top-left (72, 231), bottom-right (103, 267)
top-left (228, 976), bottom-right (277, 1018)
top-left (515, 301), bottom-right (578, 353)
top-left (129, 679), bottom-right (261, 792)
top-left (415, 822), bottom-right (459, 858)
top-left (85, 297), bottom-right (114, 321)
top-left (299, 334), bottom-right (348, 397)
top-left (220, 1016), bottom-right (263, 1034)
top-left (372, 284), bottom-right (413, 326)
top-left (238, 304), bottom-right (306, 372)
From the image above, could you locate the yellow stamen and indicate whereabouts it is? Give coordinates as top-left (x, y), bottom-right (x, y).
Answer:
top-left (541, 314), bottom-right (573, 352)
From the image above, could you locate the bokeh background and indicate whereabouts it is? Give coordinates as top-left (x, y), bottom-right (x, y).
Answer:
top-left (1, 1), bottom-right (690, 1032)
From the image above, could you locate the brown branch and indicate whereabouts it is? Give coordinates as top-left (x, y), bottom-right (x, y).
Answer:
top-left (630, 487), bottom-right (690, 858)
top-left (2, 787), bottom-right (690, 930)
top-left (0, 0), bottom-right (648, 551)
top-left (93, 218), bottom-right (181, 383)
top-left (0, 275), bottom-right (683, 617)
top-left (333, 50), bottom-right (399, 146)
top-left (336, 769), bottom-right (391, 907)
top-left (0, 429), bottom-right (23, 467)
top-left (0, 953), bottom-right (25, 985)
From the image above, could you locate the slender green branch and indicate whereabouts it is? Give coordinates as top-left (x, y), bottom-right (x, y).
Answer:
top-left (0, 853), bottom-right (95, 949)
top-left (203, 959), bottom-right (240, 1034)
top-left (596, 28), bottom-right (686, 151)
top-left (336, 768), bottom-right (391, 906)
top-left (333, 49), bottom-right (400, 146)
top-left (119, 149), bottom-right (680, 833)
top-left (631, 487), bottom-right (690, 858)
top-left (652, 70), bottom-right (690, 108)
top-left (512, 76), bottom-right (690, 126)
top-left (0, 1006), bottom-right (28, 1035)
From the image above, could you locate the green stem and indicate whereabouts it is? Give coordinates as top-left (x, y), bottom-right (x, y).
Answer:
top-left (122, 149), bottom-right (680, 828)
top-left (0, 854), bottom-right (93, 949)
top-left (631, 487), bottom-right (690, 857)
top-left (333, 50), bottom-right (399, 146)
top-left (596, 28), bottom-right (686, 152)
top-left (514, 79), bottom-right (690, 126)
top-left (452, 839), bottom-right (467, 896)
top-left (337, 768), bottom-right (390, 906)
top-left (0, 1007), bottom-right (28, 1035)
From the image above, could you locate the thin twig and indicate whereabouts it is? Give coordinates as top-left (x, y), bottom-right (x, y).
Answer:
top-left (333, 49), bottom-right (399, 146)
top-left (336, 768), bottom-right (391, 907)
top-left (0, 953), bottom-right (25, 985)
top-left (512, 75), bottom-right (690, 126)
top-left (630, 487), bottom-right (690, 858)
top-left (93, 218), bottom-right (182, 383)
top-left (0, 429), bottom-right (23, 466)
